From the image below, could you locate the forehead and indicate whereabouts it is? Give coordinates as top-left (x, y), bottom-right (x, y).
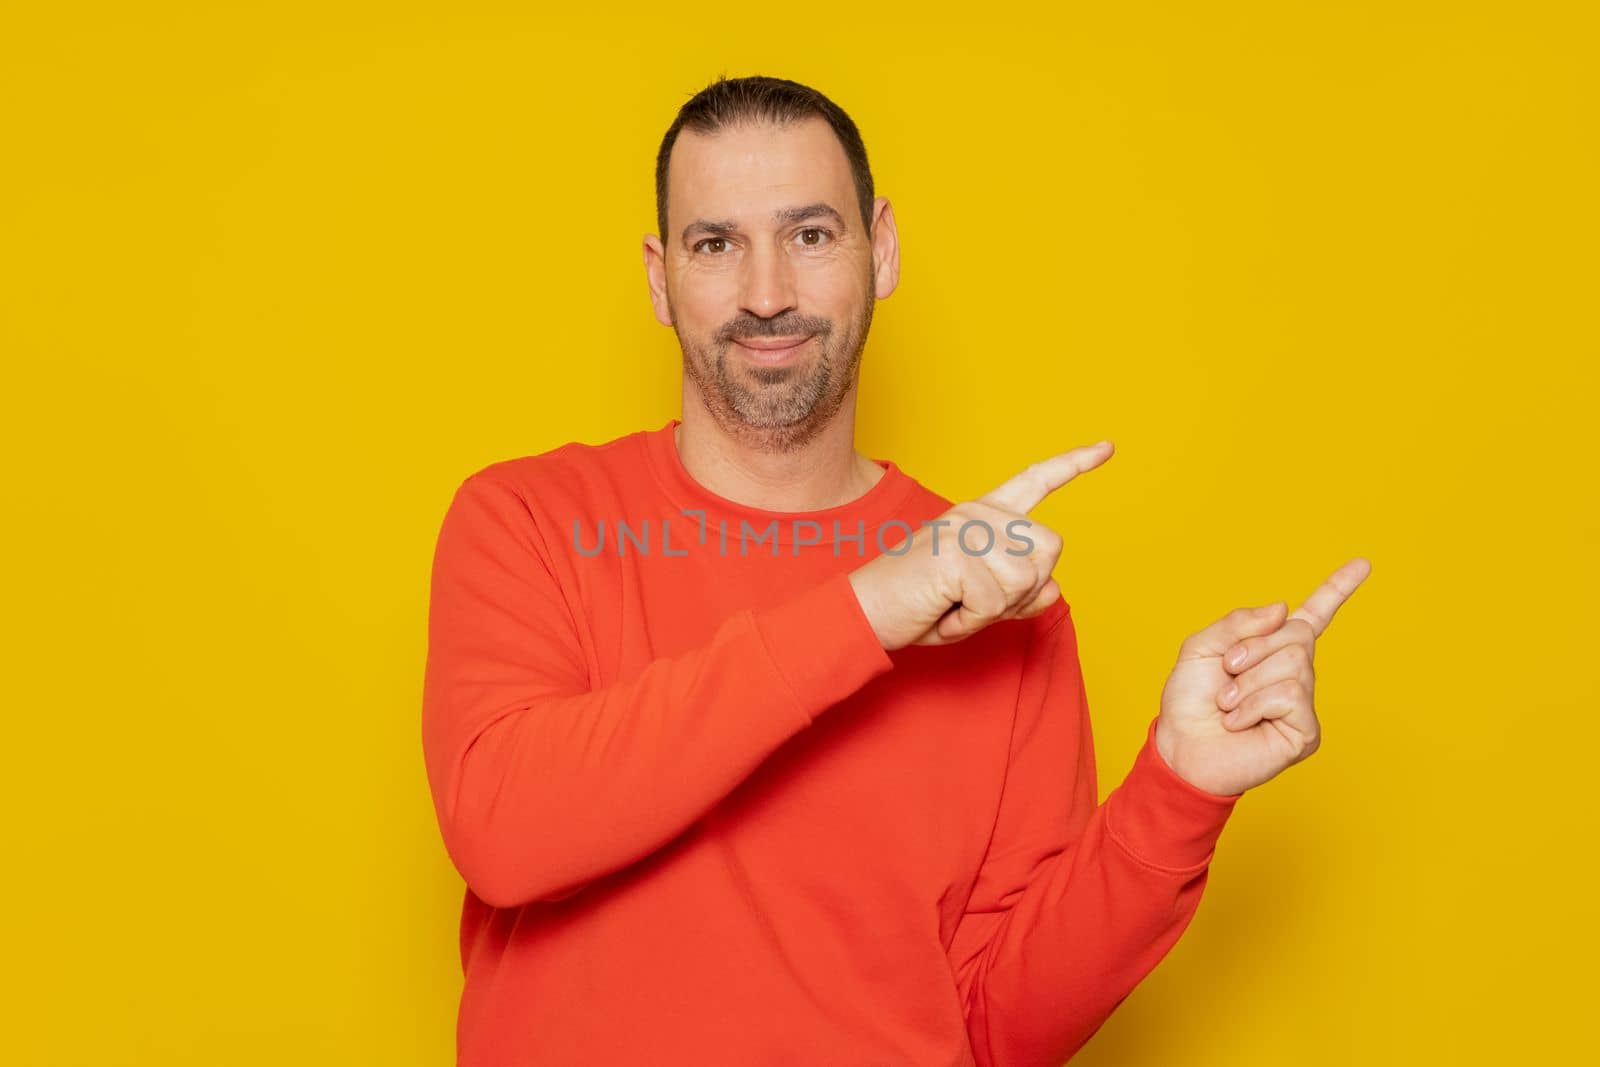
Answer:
top-left (666, 117), bottom-right (855, 234)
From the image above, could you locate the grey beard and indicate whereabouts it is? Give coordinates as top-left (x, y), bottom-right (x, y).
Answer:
top-left (680, 300), bottom-right (872, 455)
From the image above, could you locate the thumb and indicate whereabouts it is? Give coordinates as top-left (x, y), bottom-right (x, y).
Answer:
top-left (1183, 600), bottom-right (1288, 658)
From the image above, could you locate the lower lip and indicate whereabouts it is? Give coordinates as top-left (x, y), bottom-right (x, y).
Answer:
top-left (735, 336), bottom-right (813, 364)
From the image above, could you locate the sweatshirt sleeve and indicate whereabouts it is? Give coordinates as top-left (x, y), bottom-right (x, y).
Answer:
top-left (946, 605), bottom-right (1242, 1067)
top-left (421, 472), bottom-right (895, 910)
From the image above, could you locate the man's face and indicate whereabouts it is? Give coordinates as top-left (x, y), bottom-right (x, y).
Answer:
top-left (645, 117), bottom-right (896, 450)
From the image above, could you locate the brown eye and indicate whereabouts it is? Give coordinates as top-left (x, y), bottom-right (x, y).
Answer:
top-left (798, 228), bottom-right (831, 246)
top-left (695, 238), bottom-right (729, 254)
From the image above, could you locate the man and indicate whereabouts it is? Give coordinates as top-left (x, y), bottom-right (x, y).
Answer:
top-left (421, 74), bottom-right (1369, 1066)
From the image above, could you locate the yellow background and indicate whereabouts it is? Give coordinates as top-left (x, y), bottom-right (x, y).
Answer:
top-left (3, 2), bottom-right (1595, 1063)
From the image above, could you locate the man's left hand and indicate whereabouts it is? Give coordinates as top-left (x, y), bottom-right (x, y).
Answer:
top-left (1154, 557), bottom-right (1372, 796)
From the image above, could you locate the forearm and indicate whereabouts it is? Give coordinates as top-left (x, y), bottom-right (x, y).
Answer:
top-left (956, 718), bottom-right (1240, 1067)
top-left (422, 569), bottom-right (893, 909)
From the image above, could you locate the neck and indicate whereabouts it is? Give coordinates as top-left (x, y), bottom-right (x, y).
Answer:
top-left (674, 392), bottom-right (884, 512)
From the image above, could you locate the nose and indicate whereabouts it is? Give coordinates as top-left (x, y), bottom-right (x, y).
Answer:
top-left (737, 238), bottom-right (798, 322)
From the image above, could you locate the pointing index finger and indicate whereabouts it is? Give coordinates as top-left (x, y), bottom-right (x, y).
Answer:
top-left (978, 441), bottom-right (1114, 515)
top-left (1289, 556), bottom-right (1372, 638)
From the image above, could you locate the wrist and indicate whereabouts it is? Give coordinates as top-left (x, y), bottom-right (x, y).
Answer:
top-left (1154, 715), bottom-right (1179, 771)
top-left (1106, 716), bottom-right (1242, 872)
top-left (846, 568), bottom-right (893, 650)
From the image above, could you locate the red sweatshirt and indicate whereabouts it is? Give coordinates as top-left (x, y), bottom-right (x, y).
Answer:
top-left (421, 419), bottom-right (1241, 1066)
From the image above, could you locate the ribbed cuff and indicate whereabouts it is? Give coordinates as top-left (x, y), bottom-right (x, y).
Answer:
top-left (750, 570), bottom-right (896, 722)
top-left (1104, 716), bottom-right (1242, 874)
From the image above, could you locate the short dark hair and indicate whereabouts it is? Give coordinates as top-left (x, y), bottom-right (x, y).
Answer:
top-left (654, 74), bottom-right (876, 245)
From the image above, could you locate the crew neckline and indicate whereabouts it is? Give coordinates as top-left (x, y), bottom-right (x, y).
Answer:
top-left (639, 418), bottom-right (919, 544)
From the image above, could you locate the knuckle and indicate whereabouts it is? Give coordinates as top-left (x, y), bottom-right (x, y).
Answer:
top-left (1003, 566), bottom-right (1036, 599)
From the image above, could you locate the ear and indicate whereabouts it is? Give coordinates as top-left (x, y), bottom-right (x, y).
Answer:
top-left (642, 233), bottom-right (674, 327)
top-left (868, 196), bottom-right (900, 300)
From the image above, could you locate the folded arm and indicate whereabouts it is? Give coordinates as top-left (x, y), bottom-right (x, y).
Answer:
top-left (948, 607), bottom-right (1241, 1067)
top-left (421, 472), bottom-right (895, 909)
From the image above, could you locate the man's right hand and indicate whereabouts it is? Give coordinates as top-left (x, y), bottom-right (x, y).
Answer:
top-left (847, 441), bottom-right (1115, 650)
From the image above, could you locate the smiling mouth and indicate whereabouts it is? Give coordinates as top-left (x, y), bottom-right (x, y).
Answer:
top-left (733, 335), bottom-right (814, 363)
top-left (735, 335), bottom-right (812, 350)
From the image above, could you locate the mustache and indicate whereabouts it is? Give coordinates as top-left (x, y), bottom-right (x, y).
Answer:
top-left (721, 319), bottom-right (829, 342)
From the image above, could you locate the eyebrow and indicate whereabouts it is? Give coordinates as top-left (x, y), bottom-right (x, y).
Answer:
top-left (681, 202), bottom-right (849, 243)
